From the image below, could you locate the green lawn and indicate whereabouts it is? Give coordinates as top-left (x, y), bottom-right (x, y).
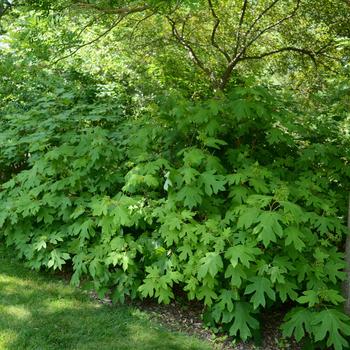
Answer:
top-left (0, 247), bottom-right (212, 350)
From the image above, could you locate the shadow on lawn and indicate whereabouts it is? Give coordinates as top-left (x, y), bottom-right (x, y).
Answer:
top-left (0, 255), bottom-right (209, 350)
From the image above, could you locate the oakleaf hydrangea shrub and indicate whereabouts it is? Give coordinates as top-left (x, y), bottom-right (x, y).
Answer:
top-left (1, 85), bottom-right (349, 349)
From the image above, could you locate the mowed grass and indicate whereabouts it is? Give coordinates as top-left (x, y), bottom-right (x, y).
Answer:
top-left (0, 246), bottom-right (212, 350)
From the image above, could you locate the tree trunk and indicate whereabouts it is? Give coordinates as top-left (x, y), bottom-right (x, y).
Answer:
top-left (344, 195), bottom-right (350, 314)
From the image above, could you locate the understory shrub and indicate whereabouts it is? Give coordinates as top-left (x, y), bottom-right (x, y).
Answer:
top-left (1, 84), bottom-right (350, 349)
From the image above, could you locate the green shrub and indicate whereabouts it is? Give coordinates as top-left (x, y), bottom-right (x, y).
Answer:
top-left (1, 84), bottom-right (349, 349)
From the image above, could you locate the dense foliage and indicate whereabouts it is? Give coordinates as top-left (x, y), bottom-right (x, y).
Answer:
top-left (1, 1), bottom-right (350, 349)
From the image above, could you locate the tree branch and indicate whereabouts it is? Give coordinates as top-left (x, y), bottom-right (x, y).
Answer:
top-left (0, 0), bottom-right (12, 20)
top-left (244, 0), bottom-right (301, 51)
top-left (52, 16), bottom-right (125, 65)
top-left (166, 16), bottom-right (214, 80)
top-left (245, 0), bottom-right (281, 38)
top-left (241, 46), bottom-right (316, 65)
top-left (315, 41), bottom-right (335, 55)
top-left (208, 0), bottom-right (230, 62)
top-left (234, 0), bottom-right (248, 56)
top-left (128, 12), bottom-right (156, 41)
top-left (219, 44), bottom-right (316, 91)
top-left (74, 17), bottom-right (100, 39)
top-left (180, 13), bottom-right (191, 38)
top-left (218, 55), bottom-right (242, 90)
top-left (218, 0), bottom-right (303, 90)
top-left (54, 16), bottom-right (101, 52)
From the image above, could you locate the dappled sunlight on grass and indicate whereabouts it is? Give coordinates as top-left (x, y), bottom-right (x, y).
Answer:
top-left (0, 305), bottom-right (31, 320)
top-left (40, 298), bottom-right (86, 313)
top-left (0, 277), bottom-right (38, 288)
top-left (0, 330), bottom-right (17, 349)
top-left (0, 246), bottom-right (212, 350)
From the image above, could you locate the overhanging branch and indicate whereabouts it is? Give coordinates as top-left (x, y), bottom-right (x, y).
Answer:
top-left (218, 45), bottom-right (317, 90)
top-left (242, 46), bottom-right (317, 65)
top-left (52, 16), bottom-right (125, 65)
